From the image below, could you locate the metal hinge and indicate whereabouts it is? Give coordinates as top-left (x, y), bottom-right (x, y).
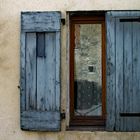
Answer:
top-left (120, 113), bottom-right (140, 117)
top-left (120, 18), bottom-right (140, 22)
top-left (18, 85), bottom-right (20, 89)
top-left (61, 18), bottom-right (65, 25)
top-left (61, 112), bottom-right (66, 120)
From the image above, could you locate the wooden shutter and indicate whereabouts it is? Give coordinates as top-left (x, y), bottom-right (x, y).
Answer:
top-left (106, 11), bottom-right (140, 131)
top-left (20, 12), bottom-right (61, 131)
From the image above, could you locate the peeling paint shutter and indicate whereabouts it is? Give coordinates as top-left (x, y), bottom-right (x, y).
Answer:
top-left (106, 11), bottom-right (140, 131)
top-left (20, 12), bottom-right (61, 131)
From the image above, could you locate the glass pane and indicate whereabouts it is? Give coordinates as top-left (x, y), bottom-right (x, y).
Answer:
top-left (74, 24), bottom-right (102, 116)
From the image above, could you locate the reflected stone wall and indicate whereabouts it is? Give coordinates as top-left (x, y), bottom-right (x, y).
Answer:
top-left (74, 24), bottom-right (102, 116)
top-left (74, 24), bottom-right (102, 86)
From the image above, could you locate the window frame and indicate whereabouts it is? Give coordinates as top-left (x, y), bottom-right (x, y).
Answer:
top-left (69, 14), bottom-right (106, 127)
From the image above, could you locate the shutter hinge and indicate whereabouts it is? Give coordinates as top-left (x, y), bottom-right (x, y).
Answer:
top-left (120, 18), bottom-right (140, 22)
top-left (18, 85), bottom-right (20, 89)
top-left (61, 112), bottom-right (66, 120)
top-left (61, 18), bottom-right (65, 25)
top-left (113, 126), bottom-right (116, 131)
top-left (120, 113), bottom-right (140, 117)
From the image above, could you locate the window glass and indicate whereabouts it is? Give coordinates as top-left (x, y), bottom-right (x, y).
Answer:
top-left (74, 24), bottom-right (102, 116)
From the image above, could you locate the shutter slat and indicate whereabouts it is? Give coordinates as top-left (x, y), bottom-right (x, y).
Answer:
top-left (20, 12), bottom-right (61, 131)
top-left (55, 32), bottom-right (60, 110)
top-left (132, 22), bottom-right (140, 131)
top-left (26, 33), bottom-right (37, 110)
top-left (115, 18), bottom-right (124, 131)
top-left (106, 13), bottom-right (116, 131)
top-left (45, 33), bottom-right (56, 111)
top-left (21, 111), bottom-right (60, 131)
top-left (20, 33), bottom-right (26, 110)
top-left (37, 57), bottom-right (46, 111)
top-left (123, 22), bottom-right (133, 131)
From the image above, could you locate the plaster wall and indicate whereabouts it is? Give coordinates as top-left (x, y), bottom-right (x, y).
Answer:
top-left (0, 0), bottom-right (140, 139)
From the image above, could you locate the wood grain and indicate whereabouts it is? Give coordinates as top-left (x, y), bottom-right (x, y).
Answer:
top-left (106, 12), bottom-right (116, 131)
top-left (20, 32), bottom-right (26, 111)
top-left (115, 18), bottom-right (124, 131)
top-left (106, 11), bottom-right (140, 131)
top-left (132, 22), bottom-right (140, 131)
top-left (123, 22), bottom-right (133, 131)
top-left (26, 33), bottom-right (37, 110)
top-left (21, 111), bottom-right (60, 131)
top-left (20, 12), bottom-right (61, 131)
top-left (21, 12), bottom-right (61, 32)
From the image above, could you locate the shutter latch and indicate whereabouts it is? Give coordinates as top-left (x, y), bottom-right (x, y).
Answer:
top-left (61, 112), bottom-right (66, 120)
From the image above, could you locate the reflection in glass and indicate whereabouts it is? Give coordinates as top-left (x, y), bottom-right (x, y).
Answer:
top-left (74, 24), bottom-right (102, 116)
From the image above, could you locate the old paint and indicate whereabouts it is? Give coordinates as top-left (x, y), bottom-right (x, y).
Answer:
top-left (106, 12), bottom-right (116, 131)
top-left (106, 11), bottom-right (140, 131)
top-left (21, 12), bottom-right (61, 32)
top-left (25, 33), bottom-right (37, 110)
top-left (20, 12), bottom-right (61, 131)
top-left (115, 18), bottom-right (124, 131)
top-left (21, 111), bottom-right (60, 131)
top-left (132, 22), bottom-right (140, 130)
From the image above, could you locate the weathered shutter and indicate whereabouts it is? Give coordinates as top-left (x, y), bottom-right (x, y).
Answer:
top-left (20, 12), bottom-right (61, 131)
top-left (106, 11), bottom-right (140, 131)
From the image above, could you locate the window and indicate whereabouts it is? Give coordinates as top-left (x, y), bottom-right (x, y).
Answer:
top-left (69, 13), bottom-right (106, 127)
top-left (20, 11), bottom-right (140, 132)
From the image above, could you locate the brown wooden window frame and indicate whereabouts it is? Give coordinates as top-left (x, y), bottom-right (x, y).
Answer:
top-left (69, 14), bottom-right (106, 127)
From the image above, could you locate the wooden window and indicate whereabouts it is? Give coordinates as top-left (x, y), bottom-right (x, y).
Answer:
top-left (69, 14), bottom-right (106, 127)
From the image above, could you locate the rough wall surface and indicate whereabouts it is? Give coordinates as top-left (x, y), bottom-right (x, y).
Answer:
top-left (0, 0), bottom-right (140, 139)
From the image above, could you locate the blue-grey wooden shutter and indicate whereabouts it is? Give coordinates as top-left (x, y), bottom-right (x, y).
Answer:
top-left (106, 11), bottom-right (140, 131)
top-left (20, 12), bottom-right (61, 131)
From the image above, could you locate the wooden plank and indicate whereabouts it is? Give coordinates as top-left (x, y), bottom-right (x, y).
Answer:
top-left (20, 32), bottom-right (26, 111)
top-left (109, 11), bottom-right (140, 17)
top-left (123, 22), bottom-right (133, 131)
top-left (26, 33), bottom-right (37, 110)
top-left (55, 32), bottom-right (61, 111)
top-left (45, 33), bottom-right (56, 111)
top-left (36, 33), bottom-right (56, 111)
top-left (106, 13), bottom-right (116, 131)
top-left (36, 33), bottom-right (46, 111)
top-left (21, 111), bottom-right (60, 131)
top-left (37, 57), bottom-right (46, 111)
top-left (132, 22), bottom-right (140, 131)
top-left (115, 18), bottom-right (124, 131)
top-left (21, 12), bottom-right (61, 32)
